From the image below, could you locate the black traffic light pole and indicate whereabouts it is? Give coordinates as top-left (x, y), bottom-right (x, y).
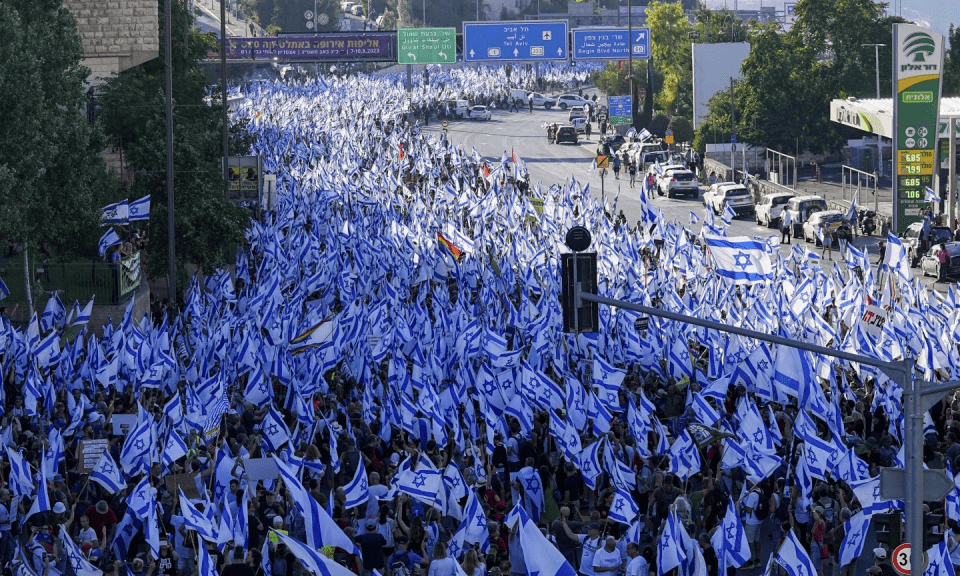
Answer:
top-left (562, 228), bottom-right (959, 568)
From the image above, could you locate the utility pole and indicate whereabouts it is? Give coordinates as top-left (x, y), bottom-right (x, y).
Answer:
top-left (628, 0), bottom-right (633, 124)
top-left (165, 0), bottom-right (177, 305)
top-left (730, 77), bottom-right (738, 179)
top-left (221, 0), bottom-right (229, 182)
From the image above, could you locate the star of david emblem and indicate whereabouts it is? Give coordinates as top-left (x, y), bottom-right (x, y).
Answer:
top-left (523, 477), bottom-right (541, 493)
top-left (799, 291), bottom-right (811, 302)
top-left (101, 462), bottom-right (113, 475)
top-left (607, 391), bottom-right (618, 404)
top-left (134, 439), bottom-right (145, 451)
top-left (846, 530), bottom-right (861, 549)
top-left (215, 486), bottom-right (225, 501)
top-left (483, 381), bottom-right (498, 395)
top-left (449, 475), bottom-right (461, 489)
top-left (266, 423), bottom-right (280, 436)
top-left (613, 499), bottom-right (625, 513)
top-left (753, 430), bottom-right (764, 443)
top-left (883, 338), bottom-right (895, 349)
top-left (757, 360), bottom-right (770, 371)
top-left (476, 515), bottom-right (488, 529)
top-left (733, 252), bottom-right (752, 270)
top-left (360, 478), bottom-right (368, 491)
top-left (725, 525), bottom-right (736, 541)
top-left (123, 523), bottom-right (135, 536)
top-left (676, 347), bottom-right (689, 361)
top-left (856, 461), bottom-right (868, 476)
top-left (929, 561), bottom-right (939, 574)
top-left (873, 485), bottom-right (882, 500)
top-left (258, 381), bottom-right (269, 394)
top-left (448, 539), bottom-right (461, 558)
top-left (413, 473), bottom-right (427, 488)
top-left (808, 451), bottom-right (818, 464)
top-left (69, 549), bottom-right (85, 566)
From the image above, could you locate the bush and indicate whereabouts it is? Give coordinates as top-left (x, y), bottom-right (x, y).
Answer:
top-left (648, 114), bottom-right (670, 137)
top-left (667, 116), bottom-right (693, 143)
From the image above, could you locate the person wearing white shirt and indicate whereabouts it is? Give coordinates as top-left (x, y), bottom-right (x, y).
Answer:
top-left (593, 536), bottom-right (622, 576)
top-left (625, 542), bottom-right (649, 576)
top-left (579, 524), bottom-right (603, 576)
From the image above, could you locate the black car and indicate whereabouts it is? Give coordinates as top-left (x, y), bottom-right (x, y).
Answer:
top-left (597, 134), bottom-right (626, 155)
top-left (555, 126), bottom-right (579, 144)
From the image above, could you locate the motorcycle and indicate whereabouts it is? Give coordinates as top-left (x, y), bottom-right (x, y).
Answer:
top-left (860, 209), bottom-right (877, 236)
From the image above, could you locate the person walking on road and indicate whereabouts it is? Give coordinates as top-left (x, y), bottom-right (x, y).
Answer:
top-left (628, 162), bottom-right (638, 189)
top-left (613, 155), bottom-right (621, 180)
top-left (528, 93), bottom-right (533, 113)
top-left (821, 229), bottom-right (835, 261)
top-left (585, 121), bottom-right (592, 140)
top-left (645, 172), bottom-right (656, 199)
top-left (938, 244), bottom-right (949, 282)
top-left (780, 209), bottom-right (793, 244)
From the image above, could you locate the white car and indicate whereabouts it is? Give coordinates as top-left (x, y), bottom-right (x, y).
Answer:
top-left (649, 164), bottom-right (685, 189)
top-left (802, 210), bottom-right (845, 245)
top-left (557, 94), bottom-right (590, 110)
top-left (571, 117), bottom-right (587, 133)
top-left (468, 105), bottom-right (492, 120)
top-left (568, 106), bottom-right (586, 122)
top-left (530, 93), bottom-right (556, 109)
top-left (755, 191), bottom-right (796, 228)
top-left (703, 183), bottom-right (754, 215)
top-left (659, 169), bottom-right (699, 199)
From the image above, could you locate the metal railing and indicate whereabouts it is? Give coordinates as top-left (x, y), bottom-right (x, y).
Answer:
top-left (766, 148), bottom-right (797, 189)
top-left (0, 252), bottom-right (141, 306)
top-left (841, 165), bottom-right (879, 213)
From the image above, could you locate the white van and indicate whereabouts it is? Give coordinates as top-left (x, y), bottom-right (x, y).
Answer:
top-left (510, 89), bottom-right (529, 102)
top-left (446, 99), bottom-right (469, 118)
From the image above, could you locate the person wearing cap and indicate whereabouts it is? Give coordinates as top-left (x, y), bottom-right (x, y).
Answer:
top-left (356, 518), bottom-right (388, 576)
top-left (579, 524), bottom-right (603, 576)
top-left (386, 535), bottom-right (424, 576)
top-left (873, 547), bottom-right (897, 576)
top-left (84, 500), bottom-right (117, 544)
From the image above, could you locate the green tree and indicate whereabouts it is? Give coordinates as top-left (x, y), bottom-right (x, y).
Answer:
top-left (668, 116), bottom-right (693, 143)
top-left (98, 0), bottom-right (249, 294)
top-left (0, 0), bottom-right (120, 311)
top-left (649, 113), bottom-right (670, 137)
top-left (944, 25), bottom-right (960, 97)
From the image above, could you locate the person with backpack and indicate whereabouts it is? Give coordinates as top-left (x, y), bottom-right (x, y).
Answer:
top-left (739, 485), bottom-right (766, 569)
top-left (387, 536), bottom-right (424, 576)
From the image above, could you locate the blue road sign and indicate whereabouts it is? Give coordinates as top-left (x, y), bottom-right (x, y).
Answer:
top-left (608, 95), bottom-right (632, 118)
top-left (463, 21), bottom-right (568, 61)
top-left (730, 135), bottom-right (737, 143)
top-left (572, 28), bottom-right (650, 60)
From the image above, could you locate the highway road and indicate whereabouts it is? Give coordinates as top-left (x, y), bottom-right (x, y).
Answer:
top-left (423, 94), bottom-right (951, 291)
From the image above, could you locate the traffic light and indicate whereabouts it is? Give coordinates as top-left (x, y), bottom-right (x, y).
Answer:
top-left (505, 65), bottom-right (511, 78)
top-left (924, 513), bottom-right (944, 549)
top-left (874, 512), bottom-right (903, 547)
top-left (560, 252), bottom-right (599, 333)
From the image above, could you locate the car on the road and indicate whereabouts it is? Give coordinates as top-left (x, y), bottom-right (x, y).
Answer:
top-left (571, 117), bottom-right (588, 133)
top-left (568, 106), bottom-right (586, 122)
top-left (639, 150), bottom-right (670, 174)
top-left (597, 134), bottom-right (626, 154)
top-left (784, 195), bottom-right (828, 238)
top-left (445, 99), bottom-right (470, 118)
top-left (350, 5), bottom-right (363, 15)
top-left (649, 163), bottom-right (685, 181)
top-left (920, 242), bottom-right (960, 278)
top-left (802, 210), bottom-right (846, 245)
top-left (902, 222), bottom-right (954, 267)
top-left (530, 93), bottom-right (556, 109)
top-left (555, 126), bottom-right (579, 144)
top-left (468, 105), bottom-right (492, 120)
top-left (656, 167), bottom-right (699, 199)
top-left (703, 182), bottom-right (753, 215)
top-left (755, 191), bottom-right (796, 227)
top-left (557, 94), bottom-right (590, 110)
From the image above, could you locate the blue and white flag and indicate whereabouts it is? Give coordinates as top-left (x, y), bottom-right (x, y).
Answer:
top-left (703, 234), bottom-right (773, 284)
top-left (341, 458), bottom-right (369, 509)
top-left (129, 195), bottom-right (151, 221)
top-left (508, 505), bottom-right (577, 576)
top-left (270, 529), bottom-right (358, 576)
top-left (773, 529), bottom-right (818, 576)
top-left (395, 466), bottom-right (443, 506)
top-left (22, 458), bottom-right (50, 525)
top-left (259, 406), bottom-right (291, 452)
top-left (924, 540), bottom-right (955, 576)
top-left (98, 228), bottom-right (122, 257)
top-left (5, 447), bottom-right (33, 499)
top-left (197, 532), bottom-right (218, 576)
top-left (59, 525), bottom-right (101, 576)
top-left (90, 449), bottom-right (126, 494)
top-left (39, 293), bottom-right (65, 333)
top-left (638, 128), bottom-right (652, 142)
top-left (71, 296), bottom-right (95, 327)
top-left (657, 510), bottom-right (687, 576)
top-left (449, 490), bottom-right (490, 558)
top-left (608, 486), bottom-right (640, 525)
top-left (178, 488), bottom-right (218, 541)
top-left (838, 511), bottom-right (870, 567)
top-left (101, 200), bottom-right (129, 225)
top-left (925, 186), bottom-right (942, 203)
top-left (0, 276), bottom-right (8, 301)
top-left (119, 406), bottom-right (156, 476)
top-left (712, 496), bottom-right (750, 574)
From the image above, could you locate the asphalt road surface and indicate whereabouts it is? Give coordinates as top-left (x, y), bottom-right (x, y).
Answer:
top-left (424, 98), bottom-right (952, 292)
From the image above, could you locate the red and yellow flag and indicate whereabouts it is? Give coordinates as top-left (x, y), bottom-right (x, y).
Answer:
top-left (437, 232), bottom-right (462, 262)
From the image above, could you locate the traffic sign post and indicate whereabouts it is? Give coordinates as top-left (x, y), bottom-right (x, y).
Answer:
top-left (608, 95), bottom-right (632, 126)
top-left (665, 129), bottom-right (674, 145)
top-left (879, 468), bottom-right (955, 502)
top-left (463, 21), bottom-right (568, 61)
top-left (398, 28), bottom-right (455, 64)
top-left (893, 544), bottom-right (928, 576)
top-left (571, 28), bottom-right (650, 60)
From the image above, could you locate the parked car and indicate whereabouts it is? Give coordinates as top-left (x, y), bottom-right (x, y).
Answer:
top-left (530, 93), bottom-right (556, 109)
top-left (568, 106), bottom-right (586, 122)
top-left (468, 105), bottom-right (492, 120)
top-left (445, 99), bottom-right (470, 118)
top-left (555, 126), bottom-right (579, 144)
top-left (571, 117), bottom-right (588, 133)
top-left (920, 242), bottom-right (960, 278)
top-left (557, 94), bottom-right (590, 110)
top-left (755, 191), bottom-right (796, 227)
top-left (901, 221), bottom-right (954, 267)
top-left (639, 151), bottom-right (670, 174)
top-left (802, 210), bottom-right (845, 246)
top-left (784, 195), bottom-right (828, 238)
top-left (703, 183), bottom-right (753, 215)
top-left (597, 134), bottom-right (626, 155)
top-left (648, 166), bottom-right (698, 198)
top-left (350, 5), bottom-right (363, 15)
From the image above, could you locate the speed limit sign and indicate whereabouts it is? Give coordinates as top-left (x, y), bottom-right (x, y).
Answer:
top-left (893, 543), bottom-right (928, 575)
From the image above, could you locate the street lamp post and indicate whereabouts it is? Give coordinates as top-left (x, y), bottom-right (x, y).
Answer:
top-left (627, 0), bottom-right (633, 125)
top-left (861, 43), bottom-right (886, 98)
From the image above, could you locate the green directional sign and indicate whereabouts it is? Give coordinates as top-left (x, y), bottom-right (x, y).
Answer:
top-left (398, 28), bottom-right (456, 64)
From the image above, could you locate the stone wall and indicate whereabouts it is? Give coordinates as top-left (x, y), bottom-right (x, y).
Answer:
top-left (64, 0), bottom-right (160, 81)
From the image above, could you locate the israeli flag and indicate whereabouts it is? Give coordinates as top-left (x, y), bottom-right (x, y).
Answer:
top-left (712, 497), bottom-right (750, 573)
top-left (128, 195), bottom-right (151, 221)
top-left (341, 458), bottom-right (370, 509)
top-left (773, 530), bottom-right (818, 576)
top-left (270, 529), bottom-right (358, 576)
top-left (101, 200), bottom-right (129, 225)
top-left (925, 186), bottom-right (942, 203)
top-left (507, 506), bottom-right (577, 576)
top-left (703, 234), bottom-right (774, 284)
top-left (838, 511), bottom-right (870, 567)
top-left (638, 128), bottom-right (652, 141)
top-left (608, 486), bottom-right (640, 525)
top-left (90, 450), bottom-right (127, 493)
top-left (98, 228), bottom-right (122, 257)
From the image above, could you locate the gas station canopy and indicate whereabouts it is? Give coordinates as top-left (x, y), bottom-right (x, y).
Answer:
top-left (830, 96), bottom-right (960, 139)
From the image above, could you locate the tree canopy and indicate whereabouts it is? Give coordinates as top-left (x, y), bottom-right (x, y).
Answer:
top-left (0, 0), bottom-right (119, 262)
top-left (98, 0), bottom-right (249, 292)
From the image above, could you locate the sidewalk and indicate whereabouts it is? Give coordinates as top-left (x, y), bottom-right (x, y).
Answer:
top-left (193, 0), bottom-right (262, 38)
